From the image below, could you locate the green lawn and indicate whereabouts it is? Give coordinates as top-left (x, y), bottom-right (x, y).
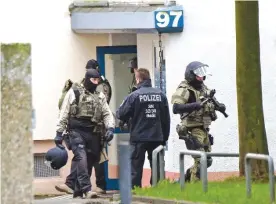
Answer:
top-left (133, 179), bottom-right (275, 204)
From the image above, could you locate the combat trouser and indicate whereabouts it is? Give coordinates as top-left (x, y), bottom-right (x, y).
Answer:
top-left (185, 127), bottom-right (213, 182)
top-left (66, 129), bottom-right (101, 197)
top-left (65, 157), bottom-right (106, 192)
top-left (130, 142), bottom-right (163, 189)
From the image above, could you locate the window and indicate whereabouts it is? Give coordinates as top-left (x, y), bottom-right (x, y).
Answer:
top-left (34, 154), bottom-right (60, 177)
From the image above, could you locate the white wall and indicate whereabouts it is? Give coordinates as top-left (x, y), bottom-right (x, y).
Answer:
top-left (165, 0), bottom-right (276, 172)
top-left (0, 0), bottom-right (109, 140)
top-left (138, 0), bottom-right (276, 172)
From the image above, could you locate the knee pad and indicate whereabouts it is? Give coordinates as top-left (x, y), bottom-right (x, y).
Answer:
top-left (207, 156), bottom-right (213, 168)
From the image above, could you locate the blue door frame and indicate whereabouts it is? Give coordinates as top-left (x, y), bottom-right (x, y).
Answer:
top-left (96, 45), bottom-right (137, 190)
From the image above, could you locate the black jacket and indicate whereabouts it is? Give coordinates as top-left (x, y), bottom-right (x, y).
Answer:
top-left (116, 79), bottom-right (170, 143)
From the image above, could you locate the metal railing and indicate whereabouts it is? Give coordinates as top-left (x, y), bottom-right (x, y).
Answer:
top-left (245, 153), bottom-right (275, 203)
top-left (178, 150), bottom-right (275, 202)
top-left (179, 150), bottom-right (239, 192)
top-left (152, 145), bottom-right (165, 186)
top-left (179, 150), bottom-right (208, 191)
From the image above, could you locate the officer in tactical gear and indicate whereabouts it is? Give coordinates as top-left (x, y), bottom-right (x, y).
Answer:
top-left (55, 69), bottom-right (115, 198)
top-left (128, 57), bottom-right (138, 93)
top-left (85, 59), bottom-right (112, 104)
top-left (116, 68), bottom-right (171, 189)
top-left (118, 57), bottom-right (138, 131)
top-left (171, 61), bottom-right (226, 182)
top-left (56, 59), bottom-right (112, 195)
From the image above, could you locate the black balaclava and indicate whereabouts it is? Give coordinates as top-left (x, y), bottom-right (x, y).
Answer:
top-left (83, 69), bottom-right (100, 93)
top-left (189, 76), bottom-right (204, 90)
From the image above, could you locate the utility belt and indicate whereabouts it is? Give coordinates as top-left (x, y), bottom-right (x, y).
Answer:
top-left (176, 124), bottom-right (214, 150)
top-left (64, 117), bottom-right (104, 150)
top-left (69, 117), bottom-right (103, 133)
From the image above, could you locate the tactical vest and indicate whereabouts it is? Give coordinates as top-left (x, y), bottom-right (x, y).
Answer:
top-left (178, 81), bottom-right (216, 128)
top-left (71, 83), bottom-right (103, 124)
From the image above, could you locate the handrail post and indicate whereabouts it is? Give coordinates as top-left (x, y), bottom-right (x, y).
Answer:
top-left (179, 150), bottom-right (207, 192)
top-left (245, 153), bottom-right (275, 203)
top-left (152, 145), bottom-right (165, 186)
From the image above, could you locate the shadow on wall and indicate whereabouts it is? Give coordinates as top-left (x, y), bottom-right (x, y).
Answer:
top-left (1, 43), bottom-right (33, 204)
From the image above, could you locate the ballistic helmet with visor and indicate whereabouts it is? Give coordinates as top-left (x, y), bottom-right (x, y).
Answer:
top-left (185, 61), bottom-right (209, 83)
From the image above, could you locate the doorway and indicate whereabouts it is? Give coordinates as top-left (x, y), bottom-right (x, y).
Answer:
top-left (96, 45), bottom-right (137, 190)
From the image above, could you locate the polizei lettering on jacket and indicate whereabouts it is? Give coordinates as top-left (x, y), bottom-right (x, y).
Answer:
top-left (139, 94), bottom-right (162, 102)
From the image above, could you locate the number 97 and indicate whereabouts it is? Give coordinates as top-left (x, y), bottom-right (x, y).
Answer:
top-left (156, 11), bottom-right (182, 28)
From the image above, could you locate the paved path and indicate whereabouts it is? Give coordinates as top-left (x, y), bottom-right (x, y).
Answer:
top-left (34, 194), bottom-right (145, 204)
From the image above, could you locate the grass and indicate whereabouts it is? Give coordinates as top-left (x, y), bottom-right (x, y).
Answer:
top-left (133, 178), bottom-right (276, 204)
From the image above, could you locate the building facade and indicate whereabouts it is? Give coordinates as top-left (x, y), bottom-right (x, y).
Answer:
top-left (1, 0), bottom-right (275, 195)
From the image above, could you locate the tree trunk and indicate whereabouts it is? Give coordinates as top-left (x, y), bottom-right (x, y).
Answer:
top-left (235, 1), bottom-right (269, 179)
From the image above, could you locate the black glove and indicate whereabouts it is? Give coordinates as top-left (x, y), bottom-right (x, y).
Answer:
top-left (217, 103), bottom-right (226, 112)
top-left (54, 132), bottom-right (64, 149)
top-left (105, 128), bottom-right (114, 143)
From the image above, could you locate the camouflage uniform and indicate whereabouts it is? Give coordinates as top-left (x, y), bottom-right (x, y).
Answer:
top-left (57, 82), bottom-right (114, 197)
top-left (59, 78), bottom-right (112, 159)
top-left (171, 80), bottom-right (216, 182)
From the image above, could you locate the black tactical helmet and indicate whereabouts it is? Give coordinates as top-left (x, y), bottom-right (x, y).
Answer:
top-left (185, 61), bottom-right (209, 83)
top-left (45, 146), bottom-right (68, 170)
top-left (85, 59), bottom-right (100, 71)
top-left (85, 68), bottom-right (100, 79)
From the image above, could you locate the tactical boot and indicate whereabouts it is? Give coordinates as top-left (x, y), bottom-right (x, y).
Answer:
top-left (95, 187), bottom-right (106, 194)
top-left (185, 168), bottom-right (191, 182)
top-left (84, 191), bottom-right (98, 199)
top-left (55, 184), bottom-right (73, 194)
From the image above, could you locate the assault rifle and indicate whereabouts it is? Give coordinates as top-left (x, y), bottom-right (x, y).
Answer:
top-left (181, 89), bottom-right (228, 120)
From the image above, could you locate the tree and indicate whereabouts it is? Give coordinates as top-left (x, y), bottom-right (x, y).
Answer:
top-left (235, 1), bottom-right (269, 179)
top-left (1, 43), bottom-right (33, 203)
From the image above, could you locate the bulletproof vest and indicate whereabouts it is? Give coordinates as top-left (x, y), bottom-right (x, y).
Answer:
top-left (179, 80), bottom-right (216, 128)
top-left (71, 83), bottom-right (103, 124)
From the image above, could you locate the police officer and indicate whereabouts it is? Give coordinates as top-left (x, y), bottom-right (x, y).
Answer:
top-left (116, 68), bottom-right (170, 188)
top-left (55, 69), bottom-right (115, 198)
top-left (56, 59), bottom-right (111, 195)
top-left (171, 61), bottom-right (226, 182)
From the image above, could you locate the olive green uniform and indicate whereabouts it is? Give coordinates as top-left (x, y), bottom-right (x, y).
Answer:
top-left (171, 80), bottom-right (216, 182)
